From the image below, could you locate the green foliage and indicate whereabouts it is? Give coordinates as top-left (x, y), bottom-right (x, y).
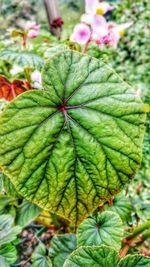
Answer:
top-left (44, 45), bottom-right (69, 59)
top-left (104, 193), bottom-right (132, 222)
top-left (64, 245), bottom-right (150, 267)
top-left (0, 214), bottom-right (21, 246)
top-left (64, 245), bottom-right (120, 267)
top-left (0, 214), bottom-right (20, 266)
top-left (119, 254), bottom-right (150, 267)
top-left (49, 234), bottom-right (77, 267)
top-left (15, 200), bottom-right (42, 228)
top-left (31, 242), bottom-right (52, 267)
top-left (0, 1), bottom-right (149, 265)
top-left (0, 49), bottom-right (44, 70)
top-left (77, 211), bottom-right (123, 251)
top-left (0, 50), bottom-right (146, 225)
top-left (0, 244), bottom-right (17, 267)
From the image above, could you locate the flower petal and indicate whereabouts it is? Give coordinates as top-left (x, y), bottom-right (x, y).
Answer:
top-left (85, 0), bottom-right (99, 14)
top-left (27, 29), bottom-right (39, 38)
top-left (81, 13), bottom-right (93, 25)
top-left (92, 15), bottom-right (108, 37)
top-left (114, 22), bottom-right (133, 33)
top-left (70, 24), bottom-right (91, 45)
top-left (96, 2), bottom-right (114, 15)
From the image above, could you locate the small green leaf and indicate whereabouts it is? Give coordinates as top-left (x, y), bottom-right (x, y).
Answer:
top-left (63, 245), bottom-right (120, 267)
top-left (0, 49), bottom-right (44, 70)
top-left (105, 193), bottom-right (132, 222)
top-left (0, 214), bottom-right (21, 246)
top-left (135, 202), bottom-right (150, 221)
top-left (49, 234), bottom-right (77, 267)
top-left (0, 50), bottom-right (146, 225)
top-left (0, 195), bottom-right (16, 212)
top-left (0, 244), bottom-right (17, 265)
top-left (31, 242), bottom-right (52, 267)
top-left (16, 200), bottom-right (42, 228)
top-left (77, 211), bottom-right (123, 251)
top-left (3, 174), bottom-right (20, 198)
top-left (0, 256), bottom-right (9, 267)
top-left (119, 254), bottom-right (150, 267)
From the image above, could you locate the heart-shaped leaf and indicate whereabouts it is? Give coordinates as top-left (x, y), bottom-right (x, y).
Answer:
top-left (16, 200), bottom-right (42, 228)
top-left (0, 50), bottom-right (146, 225)
top-left (0, 244), bottom-right (17, 266)
top-left (31, 242), bottom-right (52, 267)
top-left (119, 254), bottom-right (150, 267)
top-left (77, 211), bottom-right (123, 251)
top-left (0, 50), bottom-right (44, 70)
top-left (63, 245), bottom-right (120, 267)
top-left (49, 234), bottom-right (77, 267)
top-left (0, 215), bottom-right (21, 246)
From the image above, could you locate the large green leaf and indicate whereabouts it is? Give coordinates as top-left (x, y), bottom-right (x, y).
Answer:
top-left (0, 244), bottom-right (17, 266)
top-left (0, 50), bottom-right (146, 225)
top-left (31, 242), bottom-right (52, 267)
top-left (49, 234), bottom-right (77, 267)
top-left (16, 200), bottom-right (42, 228)
top-left (77, 211), bottom-right (123, 251)
top-left (0, 214), bottom-right (21, 246)
top-left (119, 255), bottom-right (150, 267)
top-left (63, 245), bottom-right (120, 267)
top-left (0, 49), bottom-right (44, 70)
top-left (63, 246), bottom-right (150, 267)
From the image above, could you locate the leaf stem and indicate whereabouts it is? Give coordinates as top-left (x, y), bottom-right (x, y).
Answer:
top-left (120, 220), bottom-right (150, 258)
top-left (126, 220), bottom-right (150, 240)
top-left (83, 39), bottom-right (91, 54)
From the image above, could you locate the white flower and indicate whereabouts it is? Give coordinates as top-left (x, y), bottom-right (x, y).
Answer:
top-left (10, 65), bottom-right (23, 75)
top-left (31, 70), bottom-right (42, 89)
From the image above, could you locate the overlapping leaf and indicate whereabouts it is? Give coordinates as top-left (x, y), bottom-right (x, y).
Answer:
top-left (16, 200), bottom-right (42, 228)
top-left (63, 246), bottom-right (150, 267)
top-left (0, 215), bottom-right (21, 246)
top-left (31, 242), bottom-right (52, 267)
top-left (77, 211), bottom-right (123, 251)
top-left (63, 245), bottom-right (120, 267)
top-left (49, 234), bottom-right (77, 267)
top-left (0, 50), bottom-right (146, 225)
top-left (105, 193), bottom-right (132, 222)
top-left (0, 244), bottom-right (17, 266)
top-left (119, 254), bottom-right (150, 267)
top-left (0, 50), bottom-right (44, 70)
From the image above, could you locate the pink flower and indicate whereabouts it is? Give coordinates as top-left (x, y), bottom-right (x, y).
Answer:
top-left (25, 21), bottom-right (40, 39)
top-left (27, 29), bottom-right (39, 38)
top-left (92, 15), bottom-right (108, 38)
top-left (81, 0), bottom-right (113, 25)
top-left (108, 22), bottom-right (133, 48)
top-left (70, 24), bottom-right (91, 45)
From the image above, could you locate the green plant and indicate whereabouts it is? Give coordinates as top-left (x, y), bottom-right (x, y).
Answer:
top-left (0, 50), bottom-right (146, 226)
top-left (0, 1), bottom-right (149, 266)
